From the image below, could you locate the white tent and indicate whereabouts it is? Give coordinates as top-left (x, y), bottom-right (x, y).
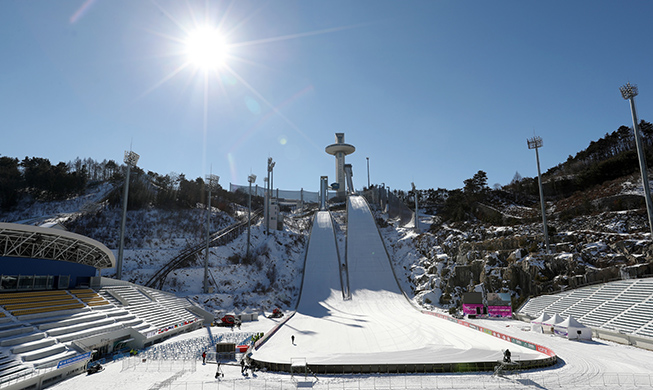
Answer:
top-left (554, 316), bottom-right (592, 340)
top-left (542, 313), bottom-right (564, 333)
top-left (530, 312), bottom-right (551, 333)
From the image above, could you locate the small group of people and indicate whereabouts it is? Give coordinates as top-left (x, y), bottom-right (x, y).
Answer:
top-left (240, 358), bottom-right (254, 376)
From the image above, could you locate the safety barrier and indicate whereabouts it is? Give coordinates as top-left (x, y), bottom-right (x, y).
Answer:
top-left (119, 372), bottom-right (653, 389)
top-left (121, 357), bottom-right (197, 373)
top-left (421, 311), bottom-right (557, 358)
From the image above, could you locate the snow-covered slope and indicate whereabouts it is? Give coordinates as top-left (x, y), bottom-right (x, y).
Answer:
top-left (251, 197), bottom-right (546, 366)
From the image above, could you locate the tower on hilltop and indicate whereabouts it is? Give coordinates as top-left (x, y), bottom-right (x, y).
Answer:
top-left (325, 133), bottom-right (355, 198)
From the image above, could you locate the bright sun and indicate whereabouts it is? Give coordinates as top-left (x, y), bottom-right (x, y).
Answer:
top-left (184, 26), bottom-right (229, 70)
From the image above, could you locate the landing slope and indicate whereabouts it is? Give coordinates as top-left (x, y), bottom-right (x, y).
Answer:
top-left (251, 197), bottom-right (547, 365)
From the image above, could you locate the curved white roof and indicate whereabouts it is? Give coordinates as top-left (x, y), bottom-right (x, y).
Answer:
top-left (0, 222), bottom-right (115, 269)
top-left (325, 143), bottom-right (355, 155)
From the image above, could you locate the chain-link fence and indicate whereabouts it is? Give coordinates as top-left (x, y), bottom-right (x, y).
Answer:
top-left (121, 357), bottom-right (197, 373)
top-left (136, 372), bottom-right (653, 390)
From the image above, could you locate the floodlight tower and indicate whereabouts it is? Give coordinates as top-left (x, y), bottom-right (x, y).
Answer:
top-left (366, 157), bottom-right (370, 188)
top-left (247, 174), bottom-right (256, 258)
top-left (266, 158), bottom-right (275, 233)
top-left (620, 82), bottom-right (653, 239)
top-left (204, 174), bottom-right (219, 294)
top-left (117, 150), bottom-right (139, 280)
top-left (411, 182), bottom-right (419, 233)
top-left (527, 136), bottom-right (550, 254)
top-left (325, 133), bottom-right (356, 197)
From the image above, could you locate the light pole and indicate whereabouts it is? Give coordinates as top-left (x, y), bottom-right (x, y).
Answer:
top-left (411, 182), bottom-right (419, 233)
top-left (247, 174), bottom-right (256, 258)
top-left (620, 82), bottom-right (653, 239)
top-left (366, 157), bottom-right (370, 189)
top-left (266, 158), bottom-right (275, 233)
top-left (527, 136), bottom-right (550, 254)
top-left (117, 150), bottom-right (139, 280)
top-left (263, 177), bottom-right (269, 232)
top-left (204, 174), bottom-right (219, 294)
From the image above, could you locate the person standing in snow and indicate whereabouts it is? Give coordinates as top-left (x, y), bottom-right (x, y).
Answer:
top-left (503, 349), bottom-right (511, 363)
top-left (215, 362), bottom-right (223, 378)
top-left (202, 351), bottom-right (207, 364)
top-left (291, 335), bottom-right (295, 344)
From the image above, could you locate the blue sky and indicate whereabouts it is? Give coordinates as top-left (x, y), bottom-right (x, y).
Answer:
top-left (2, 0), bottom-right (653, 193)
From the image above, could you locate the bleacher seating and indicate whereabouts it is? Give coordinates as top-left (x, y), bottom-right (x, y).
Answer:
top-left (0, 282), bottom-right (204, 387)
top-left (518, 277), bottom-right (653, 339)
top-left (98, 285), bottom-right (199, 333)
top-left (0, 288), bottom-right (122, 384)
top-left (69, 289), bottom-right (110, 307)
top-left (0, 290), bottom-right (87, 318)
top-left (0, 351), bottom-right (32, 381)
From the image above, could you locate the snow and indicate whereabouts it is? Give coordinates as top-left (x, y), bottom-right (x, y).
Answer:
top-left (250, 197), bottom-right (545, 366)
top-left (47, 317), bottom-right (653, 390)
top-left (7, 188), bottom-right (653, 389)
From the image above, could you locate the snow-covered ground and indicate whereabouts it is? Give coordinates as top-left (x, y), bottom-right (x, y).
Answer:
top-left (6, 186), bottom-right (653, 389)
top-left (48, 317), bottom-right (653, 390)
top-left (252, 198), bottom-right (545, 367)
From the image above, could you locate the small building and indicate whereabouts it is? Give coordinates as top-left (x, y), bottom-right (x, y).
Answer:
top-left (462, 292), bottom-right (484, 317)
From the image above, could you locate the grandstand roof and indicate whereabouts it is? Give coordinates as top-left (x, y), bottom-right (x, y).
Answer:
top-left (0, 222), bottom-right (115, 269)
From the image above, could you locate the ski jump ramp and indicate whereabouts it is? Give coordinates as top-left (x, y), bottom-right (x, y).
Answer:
top-left (250, 196), bottom-right (554, 373)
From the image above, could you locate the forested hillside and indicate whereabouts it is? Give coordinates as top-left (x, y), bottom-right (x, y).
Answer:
top-left (0, 156), bottom-right (261, 216)
top-left (388, 120), bottom-right (653, 224)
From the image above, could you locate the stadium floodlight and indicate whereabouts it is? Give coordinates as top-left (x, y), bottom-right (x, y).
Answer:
top-left (204, 174), bottom-right (219, 294)
top-left (620, 82), bottom-right (653, 240)
top-left (117, 150), bottom-right (140, 280)
top-left (527, 136), bottom-right (550, 254)
top-left (247, 174), bottom-right (256, 258)
top-left (620, 82), bottom-right (638, 100)
top-left (124, 150), bottom-right (140, 166)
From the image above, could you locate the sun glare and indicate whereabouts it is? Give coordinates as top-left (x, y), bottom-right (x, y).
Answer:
top-left (185, 26), bottom-right (229, 70)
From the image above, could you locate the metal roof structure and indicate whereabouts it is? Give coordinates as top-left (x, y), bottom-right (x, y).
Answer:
top-left (0, 222), bottom-right (115, 269)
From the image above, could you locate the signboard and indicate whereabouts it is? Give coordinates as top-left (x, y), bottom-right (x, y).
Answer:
top-left (488, 306), bottom-right (512, 317)
top-left (487, 293), bottom-right (511, 306)
top-left (421, 310), bottom-right (557, 357)
top-left (462, 303), bottom-right (484, 316)
top-left (487, 292), bottom-right (512, 317)
top-left (57, 351), bottom-right (92, 369)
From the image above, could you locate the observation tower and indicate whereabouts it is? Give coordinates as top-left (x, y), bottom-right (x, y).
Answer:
top-left (325, 133), bottom-right (355, 197)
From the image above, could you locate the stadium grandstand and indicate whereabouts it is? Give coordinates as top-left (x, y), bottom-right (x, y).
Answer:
top-left (0, 223), bottom-right (212, 390)
top-left (516, 277), bottom-right (653, 350)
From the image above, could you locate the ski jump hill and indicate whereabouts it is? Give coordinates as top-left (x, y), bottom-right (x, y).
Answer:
top-left (250, 195), bottom-right (556, 373)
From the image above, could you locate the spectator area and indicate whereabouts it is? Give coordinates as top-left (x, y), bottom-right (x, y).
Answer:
top-left (517, 277), bottom-right (653, 339)
top-left (0, 282), bottom-right (205, 387)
